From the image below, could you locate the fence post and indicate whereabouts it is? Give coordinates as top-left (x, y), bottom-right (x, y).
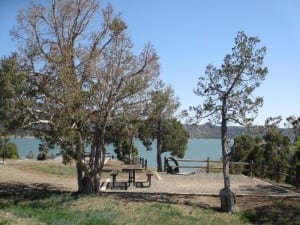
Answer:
top-left (296, 165), bottom-right (300, 186)
top-left (250, 160), bottom-right (254, 178)
top-left (275, 162), bottom-right (281, 183)
top-left (145, 160), bottom-right (147, 170)
top-left (206, 157), bottom-right (210, 173)
top-left (261, 160), bottom-right (265, 178)
top-left (164, 157), bottom-right (167, 172)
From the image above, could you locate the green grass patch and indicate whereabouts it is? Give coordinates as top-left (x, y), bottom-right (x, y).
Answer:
top-left (1, 195), bottom-right (117, 225)
top-left (239, 200), bottom-right (300, 225)
top-left (0, 194), bottom-right (255, 225)
top-left (13, 162), bottom-right (77, 177)
top-left (36, 164), bottom-right (77, 177)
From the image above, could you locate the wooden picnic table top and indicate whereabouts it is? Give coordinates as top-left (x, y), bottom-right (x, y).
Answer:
top-left (121, 164), bottom-right (144, 170)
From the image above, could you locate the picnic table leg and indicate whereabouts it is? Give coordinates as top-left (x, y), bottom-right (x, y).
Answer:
top-left (133, 170), bottom-right (136, 185)
top-left (110, 171), bottom-right (118, 189)
top-left (112, 175), bottom-right (116, 187)
top-left (128, 170), bottom-right (133, 185)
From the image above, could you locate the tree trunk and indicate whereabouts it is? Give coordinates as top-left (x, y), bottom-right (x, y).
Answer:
top-left (220, 97), bottom-right (236, 212)
top-left (75, 129), bottom-right (104, 194)
top-left (219, 187), bottom-right (236, 213)
top-left (156, 119), bottom-right (163, 172)
top-left (77, 163), bottom-right (97, 193)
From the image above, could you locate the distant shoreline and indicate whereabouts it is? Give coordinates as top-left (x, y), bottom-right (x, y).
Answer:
top-left (12, 136), bottom-right (35, 139)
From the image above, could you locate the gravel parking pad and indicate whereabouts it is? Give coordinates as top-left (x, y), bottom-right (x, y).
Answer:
top-left (104, 172), bottom-right (300, 196)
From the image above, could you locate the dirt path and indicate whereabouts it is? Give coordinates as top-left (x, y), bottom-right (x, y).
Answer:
top-left (0, 160), bottom-right (77, 192)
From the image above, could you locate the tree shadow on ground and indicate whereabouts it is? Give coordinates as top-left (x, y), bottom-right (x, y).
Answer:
top-left (238, 184), bottom-right (292, 195)
top-left (241, 197), bottom-right (300, 225)
top-left (106, 192), bottom-right (300, 223)
top-left (0, 182), bottom-right (72, 201)
top-left (101, 192), bottom-right (221, 211)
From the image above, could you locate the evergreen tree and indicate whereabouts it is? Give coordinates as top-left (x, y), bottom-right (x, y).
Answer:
top-left (11, 0), bottom-right (159, 193)
top-left (263, 117), bottom-right (291, 180)
top-left (0, 55), bottom-right (29, 136)
top-left (139, 81), bottom-right (188, 172)
top-left (191, 31), bottom-right (268, 212)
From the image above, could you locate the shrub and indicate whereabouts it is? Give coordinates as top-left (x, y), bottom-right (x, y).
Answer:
top-left (0, 142), bottom-right (19, 159)
top-left (37, 152), bottom-right (47, 160)
top-left (37, 143), bottom-right (48, 160)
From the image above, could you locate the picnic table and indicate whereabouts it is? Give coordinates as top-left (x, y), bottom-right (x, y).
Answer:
top-left (121, 164), bottom-right (144, 185)
top-left (108, 163), bottom-right (154, 190)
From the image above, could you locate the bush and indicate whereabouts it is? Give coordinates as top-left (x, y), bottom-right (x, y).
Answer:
top-left (37, 152), bottom-right (47, 160)
top-left (0, 142), bottom-right (19, 159)
top-left (37, 143), bottom-right (48, 160)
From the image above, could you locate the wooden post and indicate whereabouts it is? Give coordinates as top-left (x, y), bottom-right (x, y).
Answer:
top-left (296, 165), bottom-right (300, 186)
top-left (145, 160), bottom-right (147, 170)
top-left (275, 162), bottom-right (280, 183)
top-left (250, 160), bottom-right (254, 178)
top-left (261, 160), bottom-right (265, 178)
top-left (206, 157), bottom-right (210, 173)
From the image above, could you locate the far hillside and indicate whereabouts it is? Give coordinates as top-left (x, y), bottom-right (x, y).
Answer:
top-left (184, 124), bottom-right (294, 139)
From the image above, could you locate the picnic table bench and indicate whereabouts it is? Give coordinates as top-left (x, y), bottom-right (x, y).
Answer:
top-left (135, 170), bottom-right (154, 188)
top-left (109, 170), bottom-right (128, 190)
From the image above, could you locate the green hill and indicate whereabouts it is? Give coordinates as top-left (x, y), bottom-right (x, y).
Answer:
top-left (184, 124), bottom-right (294, 139)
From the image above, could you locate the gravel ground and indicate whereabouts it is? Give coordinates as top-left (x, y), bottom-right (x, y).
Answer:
top-left (1, 159), bottom-right (299, 197)
top-left (103, 171), bottom-right (300, 197)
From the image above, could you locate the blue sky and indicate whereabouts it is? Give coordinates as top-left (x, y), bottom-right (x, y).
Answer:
top-left (1, 0), bottom-right (299, 126)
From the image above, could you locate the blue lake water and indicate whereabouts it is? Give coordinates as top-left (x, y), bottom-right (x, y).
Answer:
top-left (11, 138), bottom-right (222, 168)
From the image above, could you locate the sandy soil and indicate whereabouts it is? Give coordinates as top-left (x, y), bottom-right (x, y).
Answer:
top-left (0, 159), bottom-right (299, 211)
top-left (0, 159), bottom-right (77, 191)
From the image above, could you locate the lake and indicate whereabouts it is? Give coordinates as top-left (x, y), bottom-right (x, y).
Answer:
top-left (11, 138), bottom-right (222, 168)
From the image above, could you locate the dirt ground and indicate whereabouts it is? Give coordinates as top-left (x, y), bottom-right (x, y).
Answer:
top-left (0, 159), bottom-right (299, 212)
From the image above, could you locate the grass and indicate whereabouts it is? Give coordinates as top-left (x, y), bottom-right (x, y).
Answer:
top-left (0, 193), bottom-right (255, 225)
top-left (12, 159), bottom-right (121, 178)
top-left (0, 194), bottom-right (115, 225)
top-left (35, 164), bottom-right (77, 177)
top-left (239, 200), bottom-right (300, 225)
top-left (3, 191), bottom-right (298, 225)
top-left (11, 160), bottom-right (77, 177)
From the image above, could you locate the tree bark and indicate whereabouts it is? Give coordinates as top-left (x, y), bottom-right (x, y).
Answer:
top-left (77, 163), bottom-right (95, 193)
top-left (76, 129), bottom-right (104, 194)
top-left (220, 187), bottom-right (236, 213)
top-left (220, 97), bottom-right (236, 212)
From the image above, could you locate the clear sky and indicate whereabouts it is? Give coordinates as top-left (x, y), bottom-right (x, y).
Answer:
top-left (1, 0), bottom-right (299, 126)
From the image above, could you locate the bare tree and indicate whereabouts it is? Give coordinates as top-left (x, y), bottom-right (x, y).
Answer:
top-left (191, 31), bottom-right (268, 212)
top-left (12, 0), bottom-right (159, 193)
